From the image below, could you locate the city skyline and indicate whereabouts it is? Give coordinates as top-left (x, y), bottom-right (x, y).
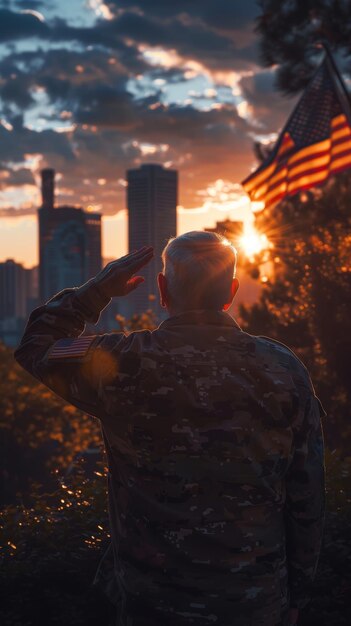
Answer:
top-left (0, 162), bottom-right (261, 347)
top-left (0, 170), bottom-right (257, 269)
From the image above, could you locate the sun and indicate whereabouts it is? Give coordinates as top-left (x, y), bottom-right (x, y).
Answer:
top-left (239, 226), bottom-right (270, 259)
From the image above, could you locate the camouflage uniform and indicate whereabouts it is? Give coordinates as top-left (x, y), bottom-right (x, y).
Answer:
top-left (15, 279), bottom-right (326, 626)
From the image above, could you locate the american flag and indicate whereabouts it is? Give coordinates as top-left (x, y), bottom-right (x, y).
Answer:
top-left (48, 336), bottom-right (95, 360)
top-left (242, 55), bottom-right (351, 209)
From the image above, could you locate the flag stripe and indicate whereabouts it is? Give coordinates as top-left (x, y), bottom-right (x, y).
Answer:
top-left (264, 182), bottom-right (288, 205)
top-left (331, 132), bottom-right (351, 148)
top-left (288, 145), bottom-right (331, 169)
top-left (331, 113), bottom-right (347, 127)
top-left (332, 121), bottom-right (350, 132)
top-left (288, 164), bottom-right (330, 186)
top-left (331, 126), bottom-right (351, 141)
top-left (242, 165), bottom-right (275, 193)
top-left (332, 139), bottom-right (351, 155)
top-left (287, 170), bottom-right (329, 194)
top-left (330, 160), bottom-right (351, 176)
top-left (330, 151), bottom-right (351, 171)
top-left (265, 190), bottom-right (287, 209)
top-left (253, 167), bottom-right (287, 198)
top-left (288, 139), bottom-right (330, 165)
top-left (287, 174), bottom-right (329, 197)
top-left (262, 176), bottom-right (288, 201)
top-left (288, 154), bottom-right (331, 179)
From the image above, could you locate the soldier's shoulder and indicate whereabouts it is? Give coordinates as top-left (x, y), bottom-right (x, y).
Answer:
top-left (101, 328), bottom-right (152, 346)
top-left (252, 333), bottom-right (309, 376)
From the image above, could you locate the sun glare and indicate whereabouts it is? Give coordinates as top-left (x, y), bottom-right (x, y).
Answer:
top-left (239, 226), bottom-right (270, 259)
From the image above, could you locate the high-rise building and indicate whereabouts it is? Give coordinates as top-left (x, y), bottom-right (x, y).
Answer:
top-left (25, 266), bottom-right (39, 315)
top-left (0, 260), bottom-right (27, 320)
top-left (41, 168), bottom-right (55, 210)
top-left (38, 170), bottom-right (102, 302)
top-left (127, 164), bottom-right (177, 318)
top-left (0, 260), bottom-right (38, 346)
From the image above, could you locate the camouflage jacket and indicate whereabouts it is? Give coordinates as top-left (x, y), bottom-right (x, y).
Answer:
top-left (14, 279), bottom-right (326, 626)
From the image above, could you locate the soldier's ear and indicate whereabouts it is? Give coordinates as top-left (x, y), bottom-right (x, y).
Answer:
top-left (223, 278), bottom-right (239, 311)
top-left (157, 272), bottom-right (168, 308)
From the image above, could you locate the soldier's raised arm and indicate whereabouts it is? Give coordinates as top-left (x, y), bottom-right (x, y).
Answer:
top-left (284, 372), bottom-right (326, 613)
top-left (14, 247), bottom-right (153, 418)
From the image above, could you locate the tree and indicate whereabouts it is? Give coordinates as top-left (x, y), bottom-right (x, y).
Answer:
top-left (256, 0), bottom-right (351, 94)
top-left (239, 172), bottom-right (351, 453)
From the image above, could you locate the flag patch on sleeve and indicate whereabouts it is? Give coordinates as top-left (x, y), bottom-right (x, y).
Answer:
top-left (48, 336), bottom-right (95, 360)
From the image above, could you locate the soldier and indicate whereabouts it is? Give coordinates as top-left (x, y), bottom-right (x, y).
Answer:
top-left (15, 231), bottom-right (326, 626)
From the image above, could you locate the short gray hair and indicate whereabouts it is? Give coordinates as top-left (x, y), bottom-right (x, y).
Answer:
top-left (162, 230), bottom-right (237, 310)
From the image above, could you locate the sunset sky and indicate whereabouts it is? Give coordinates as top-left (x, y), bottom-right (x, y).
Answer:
top-left (0, 0), bottom-right (297, 268)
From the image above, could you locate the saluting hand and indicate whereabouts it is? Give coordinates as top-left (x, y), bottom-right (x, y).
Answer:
top-left (93, 246), bottom-right (154, 298)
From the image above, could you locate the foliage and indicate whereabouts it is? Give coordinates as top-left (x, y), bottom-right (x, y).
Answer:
top-left (0, 461), bottom-right (114, 626)
top-left (114, 307), bottom-right (159, 333)
top-left (256, 0), bottom-right (351, 94)
top-left (0, 342), bottom-right (103, 504)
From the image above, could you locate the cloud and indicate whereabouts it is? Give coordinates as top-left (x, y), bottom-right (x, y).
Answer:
top-left (0, 167), bottom-right (35, 188)
top-left (0, 8), bottom-right (49, 40)
top-left (0, 1), bottom-right (274, 223)
top-left (0, 121), bottom-right (76, 165)
top-left (0, 4), bottom-right (259, 73)
top-left (94, 11), bottom-right (258, 72)
top-left (15, 1), bottom-right (46, 8)
top-left (239, 69), bottom-right (298, 133)
top-left (106, 0), bottom-right (259, 29)
top-left (74, 83), bottom-right (140, 129)
top-left (0, 205), bottom-right (37, 217)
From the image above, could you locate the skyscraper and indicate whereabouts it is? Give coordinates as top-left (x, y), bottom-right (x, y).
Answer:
top-left (127, 164), bottom-right (177, 318)
top-left (0, 260), bottom-right (27, 321)
top-left (38, 170), bottom-right (102, 302)
top-left (41, 168), bottom-right (55, 210)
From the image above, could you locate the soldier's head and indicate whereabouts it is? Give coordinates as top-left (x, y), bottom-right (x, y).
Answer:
top-left (158, 231), bottom-right (239, 314)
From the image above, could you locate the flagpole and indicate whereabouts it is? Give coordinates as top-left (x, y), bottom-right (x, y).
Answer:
top-left (314, 41), bottom-right (351, 127)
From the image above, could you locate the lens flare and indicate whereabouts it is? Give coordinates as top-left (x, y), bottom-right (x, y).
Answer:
top-left (239, 226), bottom-right (270, 259)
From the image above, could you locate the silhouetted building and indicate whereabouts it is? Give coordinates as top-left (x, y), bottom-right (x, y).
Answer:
top-left (0, 260), bottom-right (27, 320)
top-left (0, 260), bottom-right (38, 346)
top-left (41, 168), bottom-right (55, 210)
top-left (38, 170), bottom-right (102, 302)
top-left (25, 266), bottom-right (39, 315)
top-left (127, 164), bottom-right (177, 318)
